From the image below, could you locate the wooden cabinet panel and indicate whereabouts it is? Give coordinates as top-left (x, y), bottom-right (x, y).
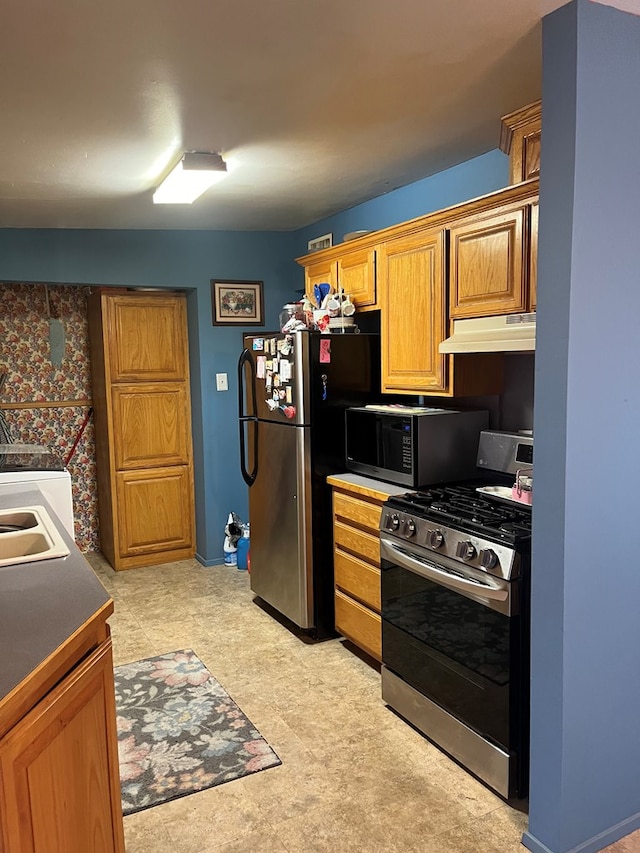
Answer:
top-left (0, 640), bottom-right (124, 853)
top-left (88, 291), bottom-right (196, 571)
top-left (106, 295), bottom-right (188, 382)
top-left (334, 549), bottom-right (381, 611)
top-left (304, 258), bottom-right (337, 298)
top-left (333, 491), bottom-right (382, 531)
top-left (337, 247), bottom-right (376, 307)
top-left (329, 479), bottom-right (406, 662)
top-left (522, 130), bottom-right (541, 182)
top-left (305, 249), bottom-right (376, 308)
top-left (500, 101), bottom-right (542, 185)
top-left (116, 466), bottom-right (194, 558)
top-left (449, 206), bottom-right (527, 318)
top-left (379, 228), bottom-right (447, 393)
top-left (335, 591), bottom-right (381, 661)
top-left (112, 383), bottom-right (191, 469)
top-left (529, 202), bottom-right (539, 310)
top-left (334, 520), bottom-right (380, 566)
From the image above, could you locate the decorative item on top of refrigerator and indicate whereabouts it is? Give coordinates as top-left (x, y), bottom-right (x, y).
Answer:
top-left (279, 302), bottom-right (308, 333)
top-left (308, 286), bottom-right (358, 334)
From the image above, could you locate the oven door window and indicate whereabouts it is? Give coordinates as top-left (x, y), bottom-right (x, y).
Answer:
top-left (382, 565), bottom-right (523, 750)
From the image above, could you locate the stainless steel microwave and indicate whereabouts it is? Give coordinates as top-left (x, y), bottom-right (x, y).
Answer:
top-left (344, 406), bottom-right (489, 488)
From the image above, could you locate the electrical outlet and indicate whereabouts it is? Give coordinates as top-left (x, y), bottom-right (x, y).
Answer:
top-left (216, 373), bottom-right (228, 392)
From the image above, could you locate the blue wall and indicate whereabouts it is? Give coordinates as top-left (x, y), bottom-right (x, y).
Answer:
top-left (293, 149), bottom-right (509, 258)
top-left (0, 149), bottom-right (508, 564)
top-left (524, 2), bottom-right (640, 852)
top-left (0, 228), bottom-right (297, 564)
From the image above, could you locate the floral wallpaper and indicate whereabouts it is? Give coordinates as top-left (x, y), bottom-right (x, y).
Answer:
top-left (0, 283), bottom-right (99, 551)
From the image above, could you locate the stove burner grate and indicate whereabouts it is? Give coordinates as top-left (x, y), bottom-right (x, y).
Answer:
top-left (387, 483), bottom-right (532, 545)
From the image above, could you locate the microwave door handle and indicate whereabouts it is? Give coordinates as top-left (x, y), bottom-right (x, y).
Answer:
top-left (380, 537), bottom-right (508, 602)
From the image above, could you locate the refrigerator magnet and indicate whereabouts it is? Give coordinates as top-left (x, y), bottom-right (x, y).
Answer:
top-left (320, 339), bottom-right (331, 363)
top-left (280, 360), bottom-right (291, 381)
top-left (256, 356), bottom-right (266, 379)
top-left (286, 385), bottom-right (293, 404)
top-left (265, 371), bottom-right (272, 390)
top-left (252, 338), bottom-right (264, 351)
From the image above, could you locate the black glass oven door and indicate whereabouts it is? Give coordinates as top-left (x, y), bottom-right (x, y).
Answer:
top-left (380, 538), bottom-right (524, 751)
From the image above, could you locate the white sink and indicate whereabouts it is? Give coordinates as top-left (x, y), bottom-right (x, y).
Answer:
top-left (0, 506), bottom-right (70, 568)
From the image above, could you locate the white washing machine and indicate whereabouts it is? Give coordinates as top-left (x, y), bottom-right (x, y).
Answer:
top-left (0, 445), bottom-right (75, 539)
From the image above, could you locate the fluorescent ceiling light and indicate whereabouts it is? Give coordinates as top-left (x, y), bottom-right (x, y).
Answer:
top-left (153, 152), bottom-right (227, 204)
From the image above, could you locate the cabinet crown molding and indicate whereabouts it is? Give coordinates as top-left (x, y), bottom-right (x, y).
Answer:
top-left (499, 100), bottom-right (542, 155)
top-left (296, 179), bottom-right (539, 267)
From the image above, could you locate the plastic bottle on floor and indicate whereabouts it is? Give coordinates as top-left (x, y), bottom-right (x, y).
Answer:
top-left (223, 535), bottom-right (237, 566)
top-left (237, 525), bottom-right (250, 571)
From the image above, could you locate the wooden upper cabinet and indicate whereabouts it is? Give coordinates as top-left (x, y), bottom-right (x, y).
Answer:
top-left (336, 246), bottom-right (376, 307)
top-left (449, 204), bottom-right (528, 319)
top-left (304, 258), bottom-right (338, 298)
top-left (304, 246), bottom-right (376, 308)
top-left (379, 228), bottom-right (447, 394)
top-left (500, 101), bottom-right (542, 185)
top-left (521, 129), bottom-right (541, 182)
top-left (105, 295), bottom-right (188, 382)
top-left (529, 201), bottom-right (539, 310)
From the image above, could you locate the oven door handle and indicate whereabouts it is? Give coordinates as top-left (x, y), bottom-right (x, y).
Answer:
top-left (380, 538), bottom-right (509, 602)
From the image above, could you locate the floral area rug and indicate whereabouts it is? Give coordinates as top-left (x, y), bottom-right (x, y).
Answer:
top-left (114, 649), bottom-right (281, 815)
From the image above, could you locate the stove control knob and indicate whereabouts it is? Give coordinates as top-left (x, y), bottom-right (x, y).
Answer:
top-left (456, 540), bottom-right (476, 561)
top-left (426, 529), bottom-right (444, 549)
top-left (480, 548), bottom-right (499, 570)
top-left (387, 513), bottom-right (400, 532)
top-left (405, 519), bottom-right (416, 537)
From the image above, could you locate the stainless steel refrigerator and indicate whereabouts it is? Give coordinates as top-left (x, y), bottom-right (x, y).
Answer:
top-left (238, 330), bottom-right (381, 638)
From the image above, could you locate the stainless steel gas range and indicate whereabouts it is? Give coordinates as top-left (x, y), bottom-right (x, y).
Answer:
top-left (379, 431), bottom-right (533, 800)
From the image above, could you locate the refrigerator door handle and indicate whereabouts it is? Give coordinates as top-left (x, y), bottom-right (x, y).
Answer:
top-left (238, 348), bottom-right (258, 486)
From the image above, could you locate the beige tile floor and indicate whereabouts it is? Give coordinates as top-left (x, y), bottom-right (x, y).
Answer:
top-left (87, 554), bottom-right (635, 853)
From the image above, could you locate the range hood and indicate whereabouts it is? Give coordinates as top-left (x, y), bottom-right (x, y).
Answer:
top-left (439, 312), bottom-right (536, 354)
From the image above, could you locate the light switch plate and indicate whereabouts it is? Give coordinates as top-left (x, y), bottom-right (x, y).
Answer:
top-left (216, 373), bottom-right (228, 391)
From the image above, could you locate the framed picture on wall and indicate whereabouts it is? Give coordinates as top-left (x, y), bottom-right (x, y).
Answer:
top-left (211, 279), bottom-right (265, 326)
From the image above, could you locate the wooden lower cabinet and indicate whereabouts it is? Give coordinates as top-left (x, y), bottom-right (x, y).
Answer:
top-left (334, 591), bottom-right (381, 662)
top-left (0, 636), bottom-right (124, 853)
top-left (328, 475), bottom-right (406, 662)
top-left (116, 465), bottom-right (194, 563)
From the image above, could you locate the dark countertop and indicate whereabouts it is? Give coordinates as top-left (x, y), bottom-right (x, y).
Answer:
top-left (0, 484), bottom-right (111, 702)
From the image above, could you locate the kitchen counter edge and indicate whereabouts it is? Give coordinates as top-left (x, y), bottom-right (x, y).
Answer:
top-left (0, 485), bottom-right (112, 717)
top-left (327, 472), bottom-right (408, 501)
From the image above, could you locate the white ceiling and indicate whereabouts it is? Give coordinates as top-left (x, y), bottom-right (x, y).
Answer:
top-left (1, 0), bottom-right (637, 232)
